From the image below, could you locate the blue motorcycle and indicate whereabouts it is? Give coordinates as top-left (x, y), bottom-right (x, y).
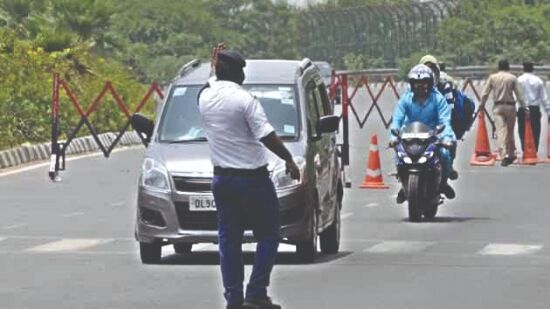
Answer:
top-left (391, 122), bottom-right (446, 222)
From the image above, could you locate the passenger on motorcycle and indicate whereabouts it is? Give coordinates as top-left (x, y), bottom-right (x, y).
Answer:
top-left (389, 64), bottom-right (456, 203)
top-left (419, 55), bottom-right (459, 180)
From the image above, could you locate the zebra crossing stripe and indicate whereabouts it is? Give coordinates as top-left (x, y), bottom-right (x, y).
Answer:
top-left (479, 243), bottom-right (542, 256)
top-left (191, 243), bottom-right (295, 253)
top-left (365, 241), bottom-right (434, 253)
top-left (26, 238), bottom-right (113, 252)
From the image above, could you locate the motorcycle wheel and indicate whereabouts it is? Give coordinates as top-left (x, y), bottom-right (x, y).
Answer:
top-left (423, 202), bottom-right (438, 220)
top-left (407, 174), bottom-right (422, 222)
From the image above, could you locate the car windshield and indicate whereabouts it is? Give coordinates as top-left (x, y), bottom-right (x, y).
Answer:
top-left (158, 84), bottom-right (299, 143)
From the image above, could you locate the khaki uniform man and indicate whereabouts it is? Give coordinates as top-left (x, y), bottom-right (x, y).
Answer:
top-left (479, 59), bottom-right (526, 166)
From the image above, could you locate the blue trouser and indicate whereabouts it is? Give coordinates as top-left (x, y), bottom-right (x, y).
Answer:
top-left (439, 147), bottom-right (452, 180)
top-left (212, 174), bottom-right (280, 305)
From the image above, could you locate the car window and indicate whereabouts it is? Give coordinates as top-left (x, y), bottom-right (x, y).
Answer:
top-left (158, 84), bottom-right (299, 142)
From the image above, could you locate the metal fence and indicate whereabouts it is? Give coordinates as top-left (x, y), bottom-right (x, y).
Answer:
top-left (301, 0), bottom-right (458, 66)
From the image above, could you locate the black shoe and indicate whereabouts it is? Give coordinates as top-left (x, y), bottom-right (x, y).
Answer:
top-left (449, 169), bottom-right (458, 180)
top-left (396, 189), bottom-right (406, 204)
top-left (242, 297), bottom-right (281, 309)
top-left (440, 183), bottom-right (455, 199)
top-left (501, 156), bottom-right (517, 167)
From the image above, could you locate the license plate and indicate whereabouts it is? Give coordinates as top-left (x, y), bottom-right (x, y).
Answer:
top-left (189, 195), bottom-right (216, 211)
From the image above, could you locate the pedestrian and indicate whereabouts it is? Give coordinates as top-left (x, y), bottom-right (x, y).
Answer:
top-left (517, 61), bottom-right (550, 152)
top-left (198, 48), bottom-right (300, 309)
top-left (479, 59), bottom-right (526, 167)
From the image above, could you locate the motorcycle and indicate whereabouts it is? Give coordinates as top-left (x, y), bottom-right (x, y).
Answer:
top-left (391, 122), bottom-right (447, 222)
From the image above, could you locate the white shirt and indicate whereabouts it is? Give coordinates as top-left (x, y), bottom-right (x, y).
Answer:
top-left (198, 79), bottom-right (274, 169)
top-left (518, 73), bottom-right (550, 114)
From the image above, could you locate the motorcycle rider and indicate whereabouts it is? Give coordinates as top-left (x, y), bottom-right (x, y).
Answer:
top-left (419, 55), bottom-right (459, 180)
top-left (389, 64), bottom-right (456, 203)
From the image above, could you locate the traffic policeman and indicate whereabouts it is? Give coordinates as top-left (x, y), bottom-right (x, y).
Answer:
top-left (198, 50), bottom-right (300, 309)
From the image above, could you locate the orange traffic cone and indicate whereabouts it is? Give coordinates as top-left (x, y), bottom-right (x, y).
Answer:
top-left (470, 111), bottom-right (496, 166)
top-left (521, 115), bottom-right (539, 165)
top-left (360, 134), bottom-right (389, 189)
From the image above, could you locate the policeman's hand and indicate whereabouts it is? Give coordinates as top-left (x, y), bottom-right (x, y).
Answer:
top-left (442, 141), bottom-right (454, 149)
top-left (210, 42), bottom-right (227, 70)
top-left (286, 160), bottom-right (301, 180)
top-left (388, 140), bottom-right (398, 148)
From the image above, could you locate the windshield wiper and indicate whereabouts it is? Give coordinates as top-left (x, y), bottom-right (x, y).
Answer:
top-left (169, 137), bottom-right (207, 143)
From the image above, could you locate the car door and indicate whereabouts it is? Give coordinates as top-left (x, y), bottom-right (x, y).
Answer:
top-left (305, 78), bottom-right (332, 228)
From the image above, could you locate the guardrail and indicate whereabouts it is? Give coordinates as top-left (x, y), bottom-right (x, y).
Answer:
top-left (337, 65), bottom-right (550, 80)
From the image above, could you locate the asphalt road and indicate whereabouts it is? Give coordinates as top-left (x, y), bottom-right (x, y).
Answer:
top-left (1, 83), bottom-right (550, 309)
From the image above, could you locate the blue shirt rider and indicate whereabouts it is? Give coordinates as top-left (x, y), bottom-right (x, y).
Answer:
top-left (389, 64), bottom-right (456, 202)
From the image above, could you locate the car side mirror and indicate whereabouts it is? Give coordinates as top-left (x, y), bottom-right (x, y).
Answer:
top-left (130, 113), bottom-right (154, 146)
top-left (435, 125), bottom-right (445, 134)
top-left (390, 128), bottom-right (400, 137)
top-left (316, 115), bottom-right (340, 134)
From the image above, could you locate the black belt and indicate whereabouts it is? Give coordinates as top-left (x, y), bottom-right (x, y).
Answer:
top-left (214, 165), bottom-right (269, 177)
top-left (494, 101), bottom-right (515, 106)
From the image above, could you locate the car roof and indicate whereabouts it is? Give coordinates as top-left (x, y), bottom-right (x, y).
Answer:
top-left (173, 60), bottom-right (305, 86)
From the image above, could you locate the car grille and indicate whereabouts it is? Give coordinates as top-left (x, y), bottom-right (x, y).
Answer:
top-left (173, 176), bottom-right (212, 192)
top-left (175, 202), bottom-right (218, 230)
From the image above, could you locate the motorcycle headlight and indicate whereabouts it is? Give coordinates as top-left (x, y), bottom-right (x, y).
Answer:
top-left (271, 157), bottom-right (305, 190)
top-left (141, 158), bottom-right (170, 193)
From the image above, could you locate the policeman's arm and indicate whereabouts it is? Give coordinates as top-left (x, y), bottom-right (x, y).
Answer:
top-left (244, 96), bottom-right (300, 179)
top-left (479, 76), bottom-right (493, 108)
top-left (436, 95), bottom-right (455, 143)
top-left (261, 132), bottom-right (300, 180)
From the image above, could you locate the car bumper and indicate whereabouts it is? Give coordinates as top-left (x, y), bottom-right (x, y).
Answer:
top-left (135, 185), bottom-right (312, 245)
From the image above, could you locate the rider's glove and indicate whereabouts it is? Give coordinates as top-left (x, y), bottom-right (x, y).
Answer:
top-left (388, 140), bottom-right (398, 148)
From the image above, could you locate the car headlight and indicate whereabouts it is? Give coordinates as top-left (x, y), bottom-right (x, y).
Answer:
top-left (403, 157), bottom-right (413, 164)
top-left (418, 156), bottom-right (427, 164)
top-left (141, 158), bottom-right (170, 193)
top-left (271, 157), bottom-right (305, 190)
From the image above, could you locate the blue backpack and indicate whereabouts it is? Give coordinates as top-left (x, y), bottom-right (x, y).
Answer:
top-left (451, 89), bottom-right (476, 139)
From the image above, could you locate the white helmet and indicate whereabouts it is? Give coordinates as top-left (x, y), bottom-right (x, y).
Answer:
top-left (408, 64), bottom-right (434, 89)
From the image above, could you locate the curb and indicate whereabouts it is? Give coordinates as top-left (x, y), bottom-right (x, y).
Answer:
top-left (0, 131), bottom-right (143, 170)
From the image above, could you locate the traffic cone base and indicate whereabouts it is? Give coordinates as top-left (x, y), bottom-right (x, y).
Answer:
top-left (470, 153), bottom-right (496, 166)
top-left (360, 134), bottom-right (388, 189)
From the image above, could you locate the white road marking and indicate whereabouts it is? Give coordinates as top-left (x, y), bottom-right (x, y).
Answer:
top-left (2, 224), bottom-right (27, 230)
top-left (364, 202), bottom-right (379, 208)
top-left (26, 238), bottom-right (113, 252)
top-left (110, 201), bottom-right (126, 207)
top-left (59, 212), bottom-right (84, 218)
top-left (191, 243), bottom-right (295, 253)
top-left (0, 146), bottom-right (139, 178)
top-left (341, 212), bottom-right (353, 220)
top-left (365, 241), bottom-right (434, 253)
top-left (479, 243), bottom-right (543, 256)
top-left (0, 237), bottom-right (6, 242)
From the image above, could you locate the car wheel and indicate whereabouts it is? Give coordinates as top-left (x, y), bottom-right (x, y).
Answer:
top-left (173, 243), bottom-right (193, 254)
top-left (320, 202), bottom-right (341, 254)
top-left (296, 211), bottom-right (317, 263)
top-left (140, 242), bottom-right (161, 264)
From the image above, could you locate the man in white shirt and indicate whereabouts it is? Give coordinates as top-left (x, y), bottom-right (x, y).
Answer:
top-left (199, 50), bottom-right (299, 309)
top-left (518, 61), bottom-right (550, 152)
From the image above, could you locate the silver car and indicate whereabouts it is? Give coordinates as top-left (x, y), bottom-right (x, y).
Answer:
top-left (132, 59), bottom-right (343, 263)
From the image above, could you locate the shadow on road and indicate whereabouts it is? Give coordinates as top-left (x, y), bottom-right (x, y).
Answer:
top-left (158, 251), bottom-right (353, 266)
top-left (401, 216), bottom-right (491, 223)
